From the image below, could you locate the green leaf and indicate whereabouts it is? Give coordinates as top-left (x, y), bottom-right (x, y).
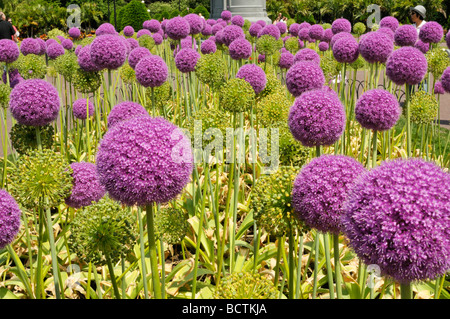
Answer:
top-left (0, 287), bottom-right (19, 299)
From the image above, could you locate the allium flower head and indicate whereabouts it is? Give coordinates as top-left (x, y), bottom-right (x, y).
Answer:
top-left (155, 206), bottom-right (189, 245)
top-left (35, 38), bottom-right (46, 55)
top-left (9, 78), bottom-right (60, 126)
top-left (175, 48), bottom-right (200, 73)
top-left (318, 41), bottom-right (329, 51)
top-left (211, 23), bottom-right (224, 35)
top-left (143, 19), bottom-right (161, 33)
top-left (195, 52), bottom-right (227, 89)
top-left (276, 21), bottom-right (287, 35)
top-left (414, 39), bottom-right (430, 53)
top-left (446, 30), bottom-right (450, 49)
top-left (355, 89), bottom-right (400, 131)
top-left (95, 23), bottom-right (117, 36)
top-left (309, 24), bottom-right (324, 41)
top-left (20, 38), bottom-right (40, 56)
top-left (279, 51), bottom-right (294, 69)
top-left (201, 24), bottom-right (212, 37)
top-left (152, 33), bottom-right (163, 45)
top-left (258, 24), bottom-right (281, 40)
top-left (322, 28), bottom-right (334, 43)
top-left (72, 98), bottom-right (94, 120)
top-left (288, 88), bottom-right (345, 147)
top-left (222, 25), bottom-right (245, 46)
top-left (330, 31), bottom-right (353, 48)
top-left (184, 13), bottom-right (204, 35)
top-left (65, 162), bottom-right (106, 208)
top-left (294, 48), bottom-right (320, 65)
top-left (46, 42), bottom-right (65, 59)
top-left (409, 89), bottom-right (439, 124)
top-left (68, 27), bottom-right (81, 39)
top-left (166, 17), bottom-right (190, 40)
top-left (394, 25), bottom-right (417, 47)
top-left (127, 37), bottom-right (139, 51)
top-left (107, 101), bottom-right (148, 128)
top-left (359, 31), bottom-right (393, 63)
top-left (386, 46), bottom-right (427, 86)
top-left (215, 272), bottom-right (279, 299)
top-left (96, 116), bottom-right (193, 206)
top-left (236, 63), bottom-right (266, 94)
top-left (331, 18), bottom-right (352, 34)
top-left (419, 21), bottom-right (444, 44)
top-left (128, 46), bottom-right (151, 69)
top-left (135, 55), bottom-right (168, 87)
top-left (289, 23), bottom-right (300, 37)
top-left (332, 36), bottom-right (359, 64)
top-left (8, 148), bottom-right (73, 210)
top-left (292, 155), bottom-right (366, 234)
top-left (379, 16), bottom-right (399, 32)
top-left (228, 38), bottom-right (252, 60)
top-left (342, 158), bottom-right (450, 284)
top-left (200, 39), bottom-right (216, 54)
top-left (231, 15), bottom-right (245, 27)
top-left (220, 78), bottom-right (255, 112)
top-left (221, 10), bottom-right (232, 21)
top-left (61, 38), bottom-right (73, 50)
top-left (123, 26), bottom-right (135, 37)
top-left (136, 29), bottom-right (151, 39)
top-left (285, 61), bottom-right (325, 97)
top-left (377, 27), bottom-right (395, 41)
top-left (77, 45), bottom-right (103, 72)
top-left (298, 27), bottom-right (312, 42)
top-left (0, 189), bottom-right (21, 249)
top-left (90, 34), bottom-right (127, 70)
top-left (434, 81), bottom-right (445, 94)
top-left (68, 197), bottom-right (136, 265)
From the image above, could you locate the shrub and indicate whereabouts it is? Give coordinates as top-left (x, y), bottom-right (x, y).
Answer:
top-left (121, 0), bottom-right (150, 32)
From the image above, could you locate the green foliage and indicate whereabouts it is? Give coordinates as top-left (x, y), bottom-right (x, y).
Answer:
top-left (72, 69), bottom-right (102, 93)
top-left (119, 63), bottom-right (136, 85)
top-left (256, 91), bottom-right (291, 127)
top-left (68, 197), bottom-right (137, 266)
top-left (144, 81), bottom-right (172, 110)
top-left (425, 47), bottom-right (450, 79)
top-left (195, 52), bottom-right (227, 90)
top-left (47, 28), bottom-right (66, 41)
top-left (284, 36), bottom-right (300, 54)
top-left (219, 78), bottom-right (255, 113)
top-left (120, 0), bottom-right (150, 32)
top-left (10, 123), bottom-right (55, 155)
top-left (54, 52), bottom-right (79, 82)
top-left (0, 83), bottom-right (11, 108)
top-left (409, 90), bottom-right (439, 125)
top-left (193, 5), bottom-right (209, 19)
top-left (155, 206), bottom-right (190, 245)
top-left (12, 54), bottom-right (47, 80)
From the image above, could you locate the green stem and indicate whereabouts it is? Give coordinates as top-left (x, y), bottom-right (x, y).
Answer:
top-left (372, 130), bottom-right (377, 168)
top-left (323, 233), bottom-right (335, 299)
top-left (137, 207), bottom-right (149, 299)
top-left (105, 252), bottom-right (121, 299)
top-left (44, 198), bottom-right (61, 299)
top-left (274, 237), bottom-right (283, 289)
top-left (312, 231), bottom-right (320, 299)
top-left (146, 203), bottom-right (162, 299)
top-left (400, 282), bottom-right (412, 299)
top-left (333, 233), bottom-right (342, 299)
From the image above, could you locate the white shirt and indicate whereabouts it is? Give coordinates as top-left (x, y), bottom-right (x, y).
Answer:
top-left (414, 20), bottom-right (426, 34)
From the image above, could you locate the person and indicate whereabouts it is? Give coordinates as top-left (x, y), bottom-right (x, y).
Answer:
top-left (273, 12), bottom-right (281, 24)
top-left (409, 5), bottom-right (426, 34)
top-left (0, 12), bottom-right (16, 41)
top-left (7, 17), bottom-right (19, 42)
top-left (281, 17), bottom-right (288, 24)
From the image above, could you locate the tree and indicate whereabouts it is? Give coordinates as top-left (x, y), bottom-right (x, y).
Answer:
top-left (120, 0), bottom-right (150, 31)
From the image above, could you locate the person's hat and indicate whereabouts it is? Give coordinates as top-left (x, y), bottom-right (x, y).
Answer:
top-left (410, 5), bottom-right (426, 19)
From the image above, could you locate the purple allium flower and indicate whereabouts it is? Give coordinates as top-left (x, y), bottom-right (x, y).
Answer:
top-left (294, 48), bottom-right (320, 65)
top-left (166, 17), bottom-right (191, 40)
top-left (123, 26), bottom-right (135, 37)
top-left (298, 27), bottom-right (311, 42)
top-left (206, 19), bottom-right (217, 26)
top-left (90, 34), bottom-right (127, 70)
top-left (355, 89), bottom-right (400, 131)
top-left (152, 33), bottom-right (163, 45)
top-left (292, 155), bottom-right (366, 234)
top-left (46, 38), bottom-right (58, 48)
top-left (441, 67), bottom-right (450, 93)
top-left (359, 31), bottom-right (393, 63)
top-left (258, 54), bottom-right (265, 62)
top-left (68, 27), bottom-right (81, 39)
top-left (184, 13), bottom-right (204, 35)
top-left (65, 162), bottom-right (106, 208)
top-left (136, 29), bottom-right (152, 38)
top-left (73, 98), bottom-right (94, 120)
top-left (46, 42), bottom-right (65, 60)
top-left (127, 37), bottom-right (139, 51)
top-left (377, 27), bottom-right (395, 42)
top-left (217, 19), bottom-right (227, 28)
top-left (276, 22), bottom-right (287, 35)
top-left (212, 23), bottom-right (224, 35)
top-left (341, 158), bottom-right (450, 284)
top-left (2, 68), bottom-right (22, 88)
top-left (330, 31), bottom-right (353, 48)
top-left (332, 18), bottom-right (352, 34)
top-left (180, 36), bottom-right (197, 50)
top-left (215, 30), bottom-right (224, 45)
top-left (0, 189), bottom-right (21, 249)
top-left (256, 20), bottom-right (266, 27)
top-left (414, 39), bottom-right (430, 54)
top-left (332, 36), bottom-right (359, 64)
top-left (386, 46), bottom-right (427, 86)
top-left (228, 38), bottom-right (252, 60)
top-left (95, 23), bottom-right (117, 36)
top-left (56, 35), bottom-right (65, 43)
top-left (285, 61), bottom-right (325, 97)
top-left (128, 47), bottom-right (151, 69)
top-left (236, 64), bottom-right (267, 94)
top-left (299, 22), bottom-right (311, 30)
top-left (144, 19), bottom-right (161, 33)
top-left (35, 38), bottom-right (46, 55)
top-left (258, 24), bottom-right (281, 40)
top-left (379, 16), bottom-right (399, 32)
top-left (419, 21), bottom-right (444, 44)
top-left (322, 28), bottom-right (334, 43)
top-left (20, 38), bottom-right (40, 56)
top-left (135, 55), bottom-right (168, 88)
top-left (201, 24), bottom-right (212, 37)
top-left (289, 23), bottom-right (300, 37)
top-left (434, 81), bottom-right (445, 94)
top-left (0, 39), bottom-right (19, 63)
top-left (318, 41), bottom-right (329, 51)
top-left (107, 101), bottom-right (148, 129)
top-left (61, 38), bottom-right (73, 50)
top-left (221, 10), bottom-right (232, 21)
top-left (249, 23), bottom-right (263, 38)
top-left (77, 45), bottom-right (103, 72)
top-left (394, 24), bottom-right (417, 47)
top-left (175, 48), bottom-right (200, 73)
top-left (9, 79), bottom-right (60, 126)
top-left (201, 39), bottom-right (217, 54)
top-left (96, 116), bottom-right (193, 206)
top-left (446, 31), bottom-right (450, 49)
top-left (279, 51), bottom-right (294, 69)
top-left (222, 25), bottom-right (245, 46)
top-left (288, 88), bottom-right (345, 146)
top-left (309, 24), bottom-right (324, 41)
top-left (231, 15), bottom-right (245, 27)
